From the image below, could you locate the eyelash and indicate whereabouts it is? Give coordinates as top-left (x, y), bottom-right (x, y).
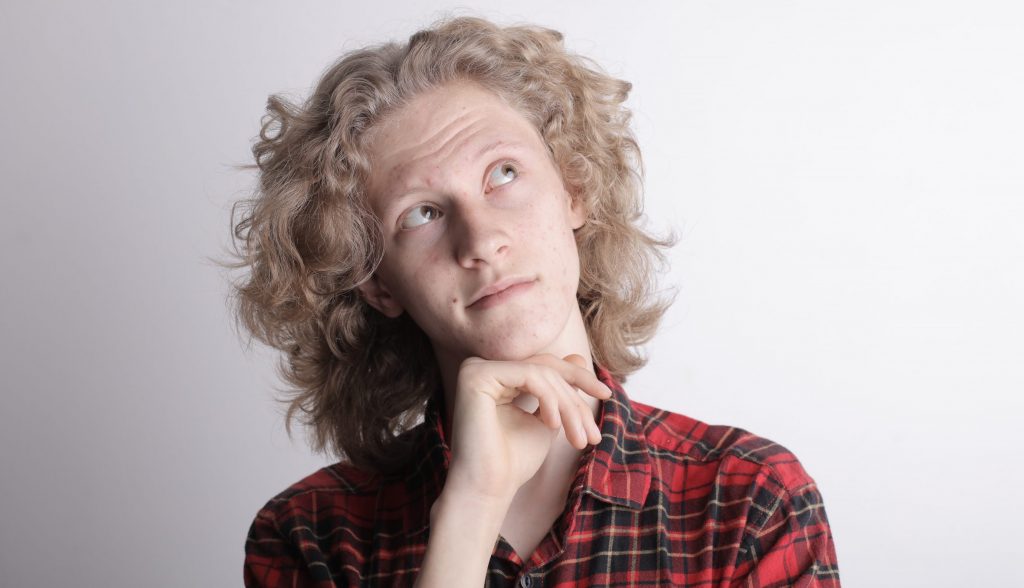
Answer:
top-left (397, 160), bottom-right (520, 231)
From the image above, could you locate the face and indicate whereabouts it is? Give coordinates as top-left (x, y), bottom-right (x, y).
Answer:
top-left (358, 81), bottom-right (587, 365)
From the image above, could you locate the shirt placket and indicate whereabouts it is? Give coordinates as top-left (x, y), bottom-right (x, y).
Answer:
top-left (489, 446), bottom-right (594, 586)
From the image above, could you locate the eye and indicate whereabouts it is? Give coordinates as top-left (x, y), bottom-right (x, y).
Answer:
top-left (399, 204), bottom-right (443, 230)
top-left (487, 161), bottom-right (518, 191)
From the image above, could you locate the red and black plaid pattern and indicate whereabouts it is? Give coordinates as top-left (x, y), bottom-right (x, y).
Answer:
top-left (245, 366), bottom-right (840, 586)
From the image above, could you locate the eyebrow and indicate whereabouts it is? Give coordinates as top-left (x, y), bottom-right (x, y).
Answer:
top-left (382, 140), bottom-right (528, 209)
top-left (473, 139), bottom-right (521, 162)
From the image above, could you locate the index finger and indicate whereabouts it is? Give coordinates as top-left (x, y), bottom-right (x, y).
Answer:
top-left (525, 354), bottom-right (613, 400)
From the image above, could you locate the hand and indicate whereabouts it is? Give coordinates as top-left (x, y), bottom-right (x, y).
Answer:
top-left (443, 353), bottom-right (612, 505)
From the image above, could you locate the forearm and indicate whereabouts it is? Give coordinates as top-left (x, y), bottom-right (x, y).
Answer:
top-left (414, 489), bottom-right (512, 588)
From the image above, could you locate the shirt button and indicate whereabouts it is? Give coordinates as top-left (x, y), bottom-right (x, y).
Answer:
top-left (519, 575), bottom-right (533, 588)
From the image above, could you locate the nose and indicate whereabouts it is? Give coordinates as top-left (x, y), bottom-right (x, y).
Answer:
top-left (452, 203), bottom-right (510, 269)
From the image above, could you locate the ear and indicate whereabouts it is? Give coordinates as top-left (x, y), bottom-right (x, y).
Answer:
top-left (567, 190), bottom-right (587, 230)
top-left (356, 274), bottom-right (405, 318)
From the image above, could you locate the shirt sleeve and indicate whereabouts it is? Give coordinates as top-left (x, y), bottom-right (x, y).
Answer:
top-left (729, 479), bottom-right (841, 588)
top-left (243, 507), bottom-right (325, 588)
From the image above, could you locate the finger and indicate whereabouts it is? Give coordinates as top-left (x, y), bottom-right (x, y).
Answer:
top-left (561, 353), bottom-right (611, 409)
top-left (562, 353), bottom-right (588, 369)
top-left (532, 402), bottom-right (561, 432)
top-left (543, 372), bottom-right (578, 446)
top-left (560, 376), bottom-right (597, 447)
top-left (540, 376), bottom-right (563, 431)
top-left (528, 369), bottom-right (568, 432)
top-left (521, 368), bottom-right (578, 436)
top-left (587, 415), bottom-right (603, 445)
top-left (559, 355), bottom-right (603, 444)
top-left (527, 354), bottom-right (613, 401)
top-left (504, 357), bottom-right (611, 404)
top-left (554, 376), bottom-right (589, 449)
top-left (576, 392), bottom-right (602, 445)
top-left (458, 358), bottom-right (607, 434)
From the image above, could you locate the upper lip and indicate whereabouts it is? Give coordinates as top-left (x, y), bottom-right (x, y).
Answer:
top-left (467, 276), bottom-right (534, 307)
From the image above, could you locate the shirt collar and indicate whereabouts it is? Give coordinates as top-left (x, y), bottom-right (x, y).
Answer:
top-left (582, 364), bottom-right (652, 510)
top-left (418, 363), bottom-right (652, 511)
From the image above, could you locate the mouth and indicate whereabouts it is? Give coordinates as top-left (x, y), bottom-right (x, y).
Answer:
top-left (467, 277), bottom-right (536, 310)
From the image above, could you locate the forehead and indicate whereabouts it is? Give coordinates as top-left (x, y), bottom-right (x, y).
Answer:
top-left (363, 82), bottom-right (545, 195)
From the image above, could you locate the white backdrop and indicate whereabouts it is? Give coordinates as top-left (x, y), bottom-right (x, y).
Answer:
top-left (1, 1), bottom-right (1021, 586)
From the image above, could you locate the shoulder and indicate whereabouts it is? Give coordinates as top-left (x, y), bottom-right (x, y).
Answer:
top-left (243, 462), bottom-right (394, 585)
top-left (243, 461), bottom-right (406, 582)
top-left (246, 461), bottom-right (385, 546)
top-left (246, 421), bottom-right (435, 544)
top-left (250, 422), bottom-right (430, 528)
top-left (629, 397), bottom-right (820, 496)
top-left (257, 461), bottom-right (381, 513)
top-left (625, 398), bottom-right (840, 582)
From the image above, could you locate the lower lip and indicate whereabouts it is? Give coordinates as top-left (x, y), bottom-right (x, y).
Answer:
top-left (469, 280), bottom-right (535, 310)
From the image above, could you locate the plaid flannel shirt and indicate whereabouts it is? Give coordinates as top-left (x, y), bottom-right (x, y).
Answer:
top-left (245, 366), bottom-right (840, 586)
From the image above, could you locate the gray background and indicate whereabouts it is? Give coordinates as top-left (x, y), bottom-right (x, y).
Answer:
top-left (2, 1), bottom-right (1022, 586)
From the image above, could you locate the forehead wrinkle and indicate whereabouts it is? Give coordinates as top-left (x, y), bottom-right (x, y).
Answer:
top-left (380, 115), bottom-right (495, 195)
top-left (366, 84), bottom-right (546, 214)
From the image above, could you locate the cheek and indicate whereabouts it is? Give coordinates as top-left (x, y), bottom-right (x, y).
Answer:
top-left (523, 207), bottom-right (580, 262)
top-left (382, 251), bottom-right (458, 313)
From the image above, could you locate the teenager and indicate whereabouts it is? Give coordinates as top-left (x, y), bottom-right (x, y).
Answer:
top-left (233, 16), bottom-right (840, 587)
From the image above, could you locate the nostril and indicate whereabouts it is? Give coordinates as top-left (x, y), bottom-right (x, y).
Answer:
top-left (456, 234), bottom-right (509, 267)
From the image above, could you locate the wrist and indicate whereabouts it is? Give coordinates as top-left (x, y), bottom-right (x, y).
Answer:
top-left (419, 485), bottom-right (511, 588)
top-left (442, 462), bottom-right (518, 506)
top-left (431, 483), bottom-right (514, 525)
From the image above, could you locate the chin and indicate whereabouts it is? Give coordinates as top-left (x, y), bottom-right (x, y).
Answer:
top-left (472, 338), bottom-right (548, 362)
top-left (468, 316), bottom-right (573, 362)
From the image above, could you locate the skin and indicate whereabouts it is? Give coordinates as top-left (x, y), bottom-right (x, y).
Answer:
top-left (358, 81), bottom-right (605, 420)
top-left (357, 82), bottom-right (611, 562)
top-left (359, 81), bottom-right (585, 367)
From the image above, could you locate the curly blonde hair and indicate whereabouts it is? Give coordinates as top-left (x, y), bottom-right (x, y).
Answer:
top-left (227, 16), bottom-right (674, 476)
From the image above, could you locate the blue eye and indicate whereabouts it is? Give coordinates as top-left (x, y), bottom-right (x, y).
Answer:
top-left (399, 204), bottom-right (442, 229)
top-left (487, 162), bottom-right (518, 190)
